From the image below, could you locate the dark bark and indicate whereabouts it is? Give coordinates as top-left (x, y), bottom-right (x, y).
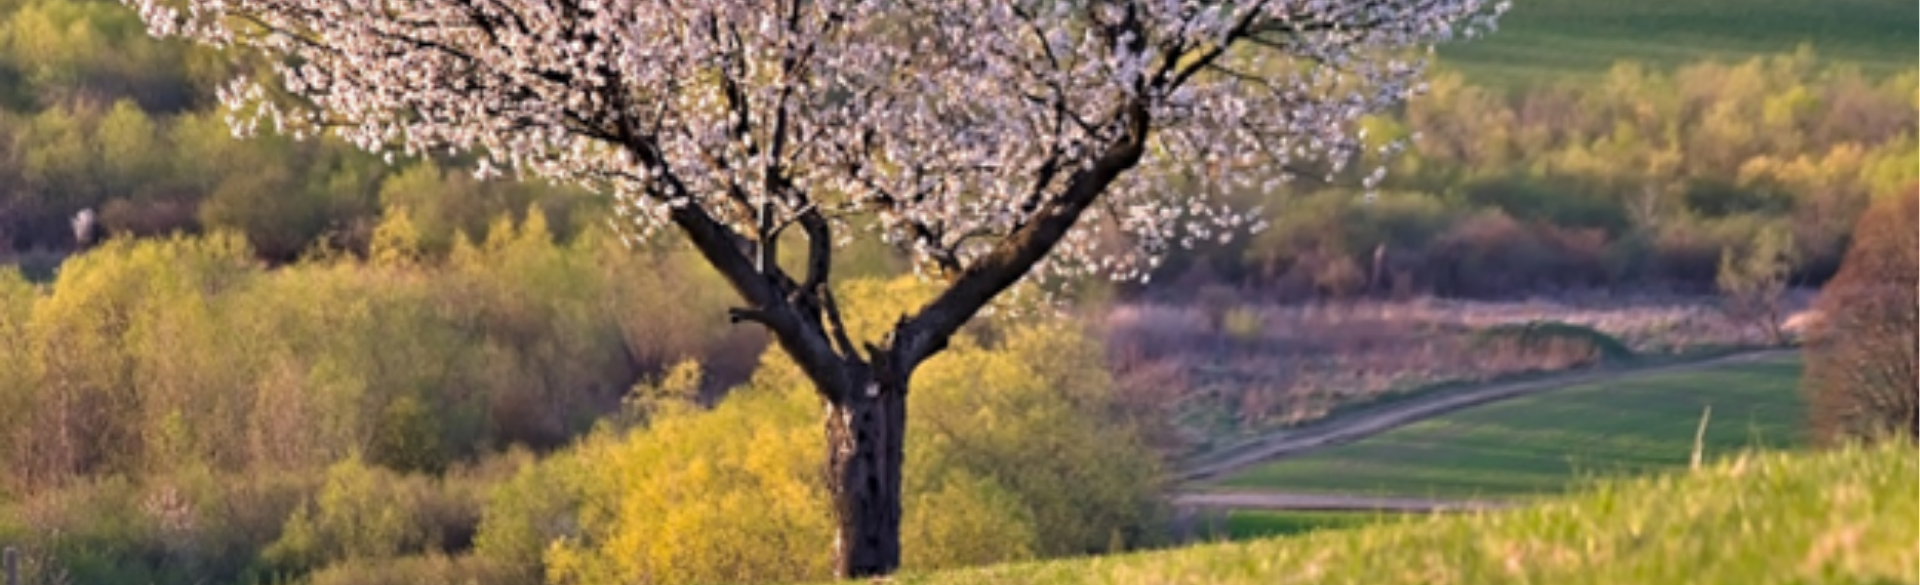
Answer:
top-left (824, 360), bottom-right (907, 578)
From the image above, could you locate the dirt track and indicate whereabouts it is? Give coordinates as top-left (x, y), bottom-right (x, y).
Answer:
top-left (1174, 349), bottom-right (1798, 486)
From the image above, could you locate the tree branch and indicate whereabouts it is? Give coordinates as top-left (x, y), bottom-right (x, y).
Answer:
top-left (895, 99), bottom-right (1153, 367)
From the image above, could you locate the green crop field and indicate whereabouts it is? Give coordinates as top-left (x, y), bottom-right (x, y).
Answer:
top-left (896, 443), bottom-right (1915, 585)
top-left (1218, 355), bottom-right (1807, 499)
top-left (1434, 0), bottom-right (1916, 87)
top-left (1216, 510), bottom-right (1401, 540)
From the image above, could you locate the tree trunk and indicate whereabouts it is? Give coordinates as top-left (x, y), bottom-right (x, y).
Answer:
top-left (824, 365), bottom-right (907, 579)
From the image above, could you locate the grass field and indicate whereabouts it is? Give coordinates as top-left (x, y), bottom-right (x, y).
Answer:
top-left (896, 443), bottom-right (1915, 585)
top-left (1216, 510), bottom-right (1402, 540)
top-left (1217, 355), bottom-right (1806, 499)
top-left (1435, 0), bottom-right (1916, 86)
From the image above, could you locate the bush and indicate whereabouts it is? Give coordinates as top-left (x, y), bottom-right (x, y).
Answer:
top-left (0, 476), bottom-right (161, 584)
top-left (262, 457), bottom-right (483, 575)
top-left (300, 552), bottom-right (517, 585)
top-left (1424, 210), bottom-right (1610, 297)
top-left (1804, 188), bottom-right (1918, 443)
top-left (498, 280), bottom-right (1164, 585)
top-left (0, 466), bottom-right (321, 585)
top-left (368, 395), bottom-right (449, 475)
top-left (538, 366), bottom-right (833, 585)
top-left (1470, 321), bottom-right (1635, 371)
top-left (1715, 224), bottom-right (1797, 345)
top-left (472, 450), bottom-right (577, 583)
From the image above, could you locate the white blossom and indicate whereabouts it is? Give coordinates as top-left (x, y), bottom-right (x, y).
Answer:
top-left (122, 0), bottom-right (1499, 288)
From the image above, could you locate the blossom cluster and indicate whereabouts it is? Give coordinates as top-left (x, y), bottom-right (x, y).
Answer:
top-left (126, 0), bottom-right (1503, 283)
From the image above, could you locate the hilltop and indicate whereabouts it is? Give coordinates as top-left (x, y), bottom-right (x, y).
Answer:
top-left (894, 442), bottom-right (1916, 585)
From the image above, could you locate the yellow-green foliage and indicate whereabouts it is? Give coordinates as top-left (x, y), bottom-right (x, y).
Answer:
top-left (266, 457), bottom-right (430, 571)
top-left (489, 279), bottom-right (1163, 585)
top-left (474, 452), bottom-right (586, 584)
top-left (299, 552), bottom-right (515, 585)
top-left (22, 233), bottom-right (256, 481)
top-left (262, 456), bottom-right (485, 574)
top-left (0, 211), bottom-right (746, 496)
top-left (0, 269), bottom-right (37, 500)
top-left (542, 365), bottom-right (832, 585)
top-left (0, 213), bottom-right (758, 584)
top-left (908, 324), bottom-right (1165, 559)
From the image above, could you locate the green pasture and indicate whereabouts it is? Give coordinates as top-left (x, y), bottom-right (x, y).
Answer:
top-left (1435, 0), bottom-right (1915, 86)
top-left (1218, 355), bottom-right (1806, 499)
top-left (1217, 510), bottom-right (1401, 540)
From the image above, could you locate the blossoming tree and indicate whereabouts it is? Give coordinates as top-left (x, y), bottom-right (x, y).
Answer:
top-left (120, 0), bottom-right (1502, 576)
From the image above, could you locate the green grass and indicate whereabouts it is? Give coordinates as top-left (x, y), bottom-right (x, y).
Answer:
top-left (1219, 356), bottom-right (1807, 499)
top-left (1435, 0), bottom-right (1916, 87)
top-left (895, 442), bottom-right (1917, 585)
top-left (1217, 510), bottom-right (1404, 540)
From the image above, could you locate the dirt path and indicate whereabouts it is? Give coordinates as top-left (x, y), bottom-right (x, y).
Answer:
top-left (1170, 491), bottom-right (1506, 512)
top-left (1174, 349), bottom-right (1798, 485)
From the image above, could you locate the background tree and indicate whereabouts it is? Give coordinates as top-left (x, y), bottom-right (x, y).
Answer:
top-left (1803, 188), bottom-right (1917, 444)
top-left (1715, 223), bottom-right (1797, 345)
top-left (118, 0), bottom-right (1502, 576)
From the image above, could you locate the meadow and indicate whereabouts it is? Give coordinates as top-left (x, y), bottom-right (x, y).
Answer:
top-left (1436, 0), bottom-right (1916, 86)
top-left (1107, 295), bottom-right (1768, 455)
top-left (897, 442), bottom-right (1916, 585)
top-left (1217, 355), bottom-right (1807, 499)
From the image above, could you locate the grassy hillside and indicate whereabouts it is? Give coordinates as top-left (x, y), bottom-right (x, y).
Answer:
top-left (1219, 355), bottom-right (1806, 499)
top-left (898, 442), bottom-right (1916, 585)
top-left (1437, 0), bottom-right (1916, 86)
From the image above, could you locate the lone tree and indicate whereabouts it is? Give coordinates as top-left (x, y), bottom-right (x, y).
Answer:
top-left (1715, 224), bottom-right (1797, 346)
top-left (1804, 188), bottom-right (1917, 444)
top-left (120, 0), bottom-right (1501, 576)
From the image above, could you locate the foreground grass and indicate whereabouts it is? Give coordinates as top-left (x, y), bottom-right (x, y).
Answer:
top-left (899, 442), bottom-right (1917, 585)
top-left (1436, 0), bottom-right (1915, 87)
top-left (1221, 356), bottom-right (1805, 499)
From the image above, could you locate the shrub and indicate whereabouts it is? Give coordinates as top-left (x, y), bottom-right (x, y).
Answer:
top-left (911, 322), bottom-right (1167, 558)
top-left (368, 395), bottom-right (449, 475)
top-left (263, 457), bottom-right (482, 575)
top-left (472, 450), bottom-right (577, 583)
top-left (1715, 224), bottom-right (1797, 345)
top-left (1470, 321), bottom-right (1635, 371)
top-left (0, 476), bottom-right (161, 584)
top-left (300, 552), bottom-right (517, 585)
top-left (506, 280), bottom-right (1164, 585)
top-left (539, 367), bottom-right (833, 585)
top-left (1425, 210), bottom-right (1592, 297)
top-left (1459, 174), bottom-right (1630, 233)
top-left (1804, 188), bottom-right (1917, 443)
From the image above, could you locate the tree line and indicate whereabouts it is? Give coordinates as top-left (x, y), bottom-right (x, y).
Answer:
top-left (1168, 49), bottom-right (1916, 300)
